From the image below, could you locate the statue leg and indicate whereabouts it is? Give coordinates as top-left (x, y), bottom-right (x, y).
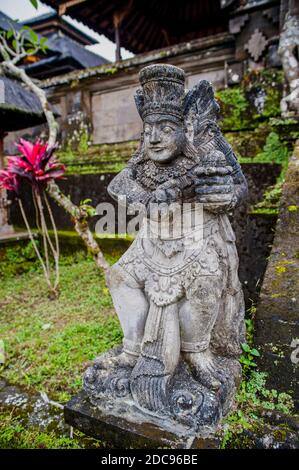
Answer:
top-left (179, 274), bottom-right (227, 390)
top-left (105, 263), bottom-right (149, 367)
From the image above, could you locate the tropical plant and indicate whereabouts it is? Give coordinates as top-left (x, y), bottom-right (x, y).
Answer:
top-left (0, 6), bottom-right (108, 273)
top-left (0, 139), bottom-right (65, 298)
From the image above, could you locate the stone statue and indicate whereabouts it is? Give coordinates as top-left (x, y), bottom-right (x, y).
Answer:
top-left (84, 64), bottom-right (248, 432)
top-left (278, 0), bottom-right (299, 116)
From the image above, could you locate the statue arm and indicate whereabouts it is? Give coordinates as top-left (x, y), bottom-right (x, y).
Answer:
top-left (107, 167), bottom-right (152, 206)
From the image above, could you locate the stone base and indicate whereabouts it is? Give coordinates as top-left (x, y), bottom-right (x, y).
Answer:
top-left (64, 390), bottom-right (220, 449)
top-left (0, 224), bottom-right (14, 236)
top-left (82, 346), bottom-right (238, 430)
top-left (64, 345), bottom-right (241, 448)
top-left (0, 230), bottom-right (29, 242)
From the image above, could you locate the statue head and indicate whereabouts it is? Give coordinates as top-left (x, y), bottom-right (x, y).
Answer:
top-left (135, 64), bottom-right (186, 164)
top-left (134, 64), bottom-right (222, 166)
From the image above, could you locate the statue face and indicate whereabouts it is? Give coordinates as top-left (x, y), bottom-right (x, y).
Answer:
top-left (143, 115), bottom-right (184, 163)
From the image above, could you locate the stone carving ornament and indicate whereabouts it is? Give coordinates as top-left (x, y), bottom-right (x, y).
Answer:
top-left (84, 64), bottom-right (248, 433)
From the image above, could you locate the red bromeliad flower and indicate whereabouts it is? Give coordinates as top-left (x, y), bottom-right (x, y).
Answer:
top-left (0, 170), bottom-right (20, 194)
top-left (0, 138), bottom-right (65, 194)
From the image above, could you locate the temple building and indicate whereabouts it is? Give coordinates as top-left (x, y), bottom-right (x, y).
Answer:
top-left (44, 0), bottom-right (281, 142)
top-left (0, 10), bottom-right (109, 79)
top-left (2, 1), bottom-right (285, 148)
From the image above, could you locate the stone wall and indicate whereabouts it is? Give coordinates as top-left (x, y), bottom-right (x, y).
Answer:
top-left (255, 144), bottom-right (299, 409)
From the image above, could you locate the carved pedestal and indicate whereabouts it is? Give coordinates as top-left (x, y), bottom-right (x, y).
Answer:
top-left (66, 348), bottom-right (224, 449)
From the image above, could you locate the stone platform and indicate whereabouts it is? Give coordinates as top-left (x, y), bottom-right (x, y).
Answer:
top-left (64, 390), bottom-right (220, 449)
top-left (64, 345), bottom-right (240, 448)
top-left (0, 231), bottom-right (29, 243)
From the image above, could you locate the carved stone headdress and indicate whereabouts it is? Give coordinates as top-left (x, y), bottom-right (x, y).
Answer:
top-left (134, 63), bottom-right (220, 136)
top-left (135, 64), bottom-right (186, 121)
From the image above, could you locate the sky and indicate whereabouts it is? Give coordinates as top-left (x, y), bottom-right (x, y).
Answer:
top-left (0, 0), bottom-right (134, 62)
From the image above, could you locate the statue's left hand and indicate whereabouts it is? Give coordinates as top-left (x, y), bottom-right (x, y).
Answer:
top-left (193, 174), bottom-right (235, 209)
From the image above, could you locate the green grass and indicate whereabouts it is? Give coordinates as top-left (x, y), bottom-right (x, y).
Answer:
top-left (0, 257), bottom-right (122, 402)
top-left (0, 255), bottom-right (124, 448)
top-left (0, 410), bottom-right (108, 449)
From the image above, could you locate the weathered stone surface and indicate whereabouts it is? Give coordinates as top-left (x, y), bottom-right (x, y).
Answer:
top-left (255, 143), bottom-right (299, 408)
top-left (83, 347), bottom-right (237, 433)
top-left (65, 392), bottom-right (220, 449)
top-left (92, 87), bottom-right (142, 144)
top-left (0, 379), bottom-right (68, 434)
top-left (278, 5), bottom-right (299, 116)
top-left (66, 364), bottom-right (221, 450)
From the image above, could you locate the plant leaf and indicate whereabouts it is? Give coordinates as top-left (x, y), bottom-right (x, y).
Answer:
top-left (30, 0), bottom-right (38, 9)
top-left (250, 348), bottom-right (260, 357)
top-left (241, 343), bottom-right (250, 352)
top-left (29, 30), bottom-right (38, 43)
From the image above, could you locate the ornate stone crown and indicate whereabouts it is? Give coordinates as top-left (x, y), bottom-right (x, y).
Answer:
top-left (135, 64), bottom-right (185, 121)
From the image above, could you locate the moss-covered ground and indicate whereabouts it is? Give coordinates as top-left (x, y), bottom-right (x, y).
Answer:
top-left (0, 250), bottom-right (123, 448)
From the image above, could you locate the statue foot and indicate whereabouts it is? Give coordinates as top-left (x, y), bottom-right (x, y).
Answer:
top-left (94, 350), bottom-right (138, 370)
top-left (183, 350), bottom-right (224, 391)
top-left (218, 356), bottom-right (242, 387)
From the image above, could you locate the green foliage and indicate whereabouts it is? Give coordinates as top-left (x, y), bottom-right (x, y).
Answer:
top-left (259, 88), bottom-right (281, 119)
top-left (250, 181), bottom-right (283, 215)
top-left (0, 255), bottom-right (124, 447)
top-left (63, 161), bottom-right (126, 175)
top-left (220, 371), bottom-right (294, 448)
top-left (57, 140), bottom-right (138, 175)
top-left (256, 132), bottom-right (290, 166)
top-left (240, 305), bottom-right (260, 373)
top-left (238, 372), bottom-right (294, 414)
top-left (249, 132), bottom-right (290, 215)
top-left (79, 199), bottom-right (97, 218)
top-left (240, 343), bottom-right (260, 372)
top-left (1, 25), bottom-right (48, 58)
top-left (0, 415), bottom-right (81, 449)
top-left (217, 69), bottom-right (283, 132)
top-left (0, 231), bottom-right (131, 279)
top-left (30, 0), bottom-right (38, 9)
top-left (221, 312), bottom-right (295, 448)
top-left (78, 128), bottom-right (90, 153)
top-left (105, 67), bottom-right (118, 75)
top-left (217, 87), bottom-right (248, 130)
top-left (0, 240), bottom-right (40, 278)
top-left (0, 411), bottom-right (106, 449)
top-left (0, 257), bottom-right (123, 401)
top-left (288, 205), bottom-right (298, 212)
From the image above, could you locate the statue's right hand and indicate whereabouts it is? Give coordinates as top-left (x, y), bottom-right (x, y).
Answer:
top-left (152, 185), bottom-right (182, 204)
